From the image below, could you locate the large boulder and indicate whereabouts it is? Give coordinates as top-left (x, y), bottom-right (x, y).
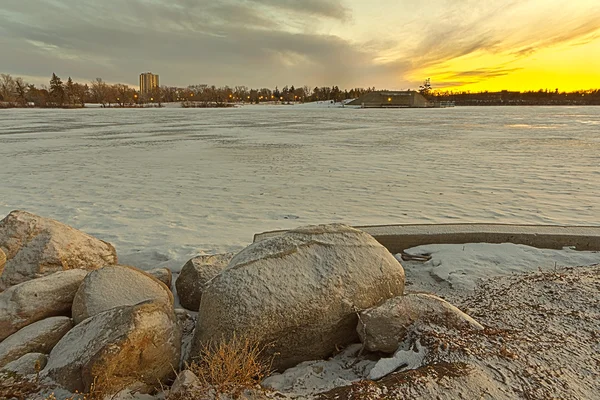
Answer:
top-left (175, 253), bottom-right (233, 311)
top-left (357, 293), bottom-right (484, 353)
top-left (0, 210), bottom-right (117, 289)
top-left (44, 301), bottom-right (181, 394)
top-left (191, 224), bottom-right (405, 371)
top-left (0, 316), bottom-right (72, 367)
top-left (71, 265), bottom-right (174, 325)
top-left (0, 269), bottom-right (87, 341)
top-left (1, 353), bottom-right (47, 376)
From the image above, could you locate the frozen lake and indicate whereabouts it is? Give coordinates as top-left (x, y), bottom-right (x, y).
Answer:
top-left (1, 106), bottom-right (599, 270)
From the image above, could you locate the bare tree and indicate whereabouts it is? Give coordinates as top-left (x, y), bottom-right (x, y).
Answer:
top-left (15, 77), bottom-right (28, 106)
top-left (90, 78), bottom-right (109, 107)
top-left (0, 74), bottom-right (16, 102)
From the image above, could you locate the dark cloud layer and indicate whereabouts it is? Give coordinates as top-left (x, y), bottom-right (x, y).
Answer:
top-left (0, 0), bottom-right (366, 87)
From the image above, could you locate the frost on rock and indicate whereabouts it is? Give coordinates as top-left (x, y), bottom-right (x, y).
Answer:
top-left (0, 269), bottom-right (87, 341)
top-left (358, 293), bottom-right (483, 354)
top-left (1, 353), bottom-right (47, 376)
top-left (193, 224), bottom-right (405, 371)
top-left (0, 210), bottom-right (117, 289)
top-left (44, 300), bottom-right (181, 394)
top-left (71, 265), bottom-right (173, 324)
top-left (0, 316), bottom-right (72, 367)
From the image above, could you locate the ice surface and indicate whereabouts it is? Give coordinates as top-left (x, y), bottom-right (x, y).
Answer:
top-left (1, 107), bottom-right (599, 271)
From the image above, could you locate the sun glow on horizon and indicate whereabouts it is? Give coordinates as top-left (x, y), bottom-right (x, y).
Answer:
top-left (420, 36), bottom-right (600, 92)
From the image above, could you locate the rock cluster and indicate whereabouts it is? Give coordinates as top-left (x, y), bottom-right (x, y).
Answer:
top-left (0, 211), bottom-right (181, 397)
top-left (0, 211), bottom-right (485, 399)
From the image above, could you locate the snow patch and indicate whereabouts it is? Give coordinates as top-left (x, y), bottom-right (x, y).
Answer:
top-left (262, 344), bottom-right (375, 397)
top-left (400, 243), bottom-right (600, 294)
top-left (368, 341), bottom-right (426, 380)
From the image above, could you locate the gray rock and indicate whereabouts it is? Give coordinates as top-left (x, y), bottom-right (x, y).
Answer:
top-left (71, 265), bottom-right (174, 325)
top-left (175, 308), bottom-right (195, 333)
top-left (147, 267), bottom-right (173, 288)
top-left (44, 300), bottom-right (181, 394)
top-left (191, 224), bottom-right (405, 371)
top-left (0, 316), bottom-right (72, 367)
top-left (170, 370), bottom-right (201, 395)
top-left (358, 293), bottom-right (484, 353)
top-left (0, 269), bottom-right (87, 341)
top-left (1, 353), bottom-right (47, 376)
top-left (175, 308), bottom-right (196, 369)
top-left (0, 210), bottom-right (117, 289)
top-left (175, 253), bottom-right (233, 311)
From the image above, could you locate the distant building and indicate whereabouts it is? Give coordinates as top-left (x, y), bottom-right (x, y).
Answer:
top-left (139, 72), bottom-right (159, 96)
top-left (347, 91), bottom-right (430, 108)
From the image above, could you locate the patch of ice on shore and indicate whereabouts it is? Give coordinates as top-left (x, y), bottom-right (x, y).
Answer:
top-left (400, 243), bottom-right (600, 294)
top-left (262, 344), bottom-right (375, 397)
top-left (368, 341), bottom-right (426, 380)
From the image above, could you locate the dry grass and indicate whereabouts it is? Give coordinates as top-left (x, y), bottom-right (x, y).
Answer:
top-left (172, 333), bottom-right (274, 399)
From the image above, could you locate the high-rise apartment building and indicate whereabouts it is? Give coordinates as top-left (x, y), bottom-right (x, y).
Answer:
top-left (139, 72), bottom-right (159, 95)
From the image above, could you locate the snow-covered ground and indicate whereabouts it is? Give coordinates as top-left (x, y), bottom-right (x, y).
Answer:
top-left (1, 106), bottom-right (599, 271)
top-left (401, 242), bottom-right (600, 294)
top-left (260, 243), bottom-right (600, 398)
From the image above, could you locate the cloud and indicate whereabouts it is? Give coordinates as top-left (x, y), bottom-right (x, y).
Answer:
top-left (0, 0), bottom-right (371, 87)
top-left (429, 66), bottom-right (525, 88)
top-left (510, 17), bottom-right (600, 58)
top-left (0, 0), bottom-right (599, 89)
top-left (247, 0), bottom-right (350, 21)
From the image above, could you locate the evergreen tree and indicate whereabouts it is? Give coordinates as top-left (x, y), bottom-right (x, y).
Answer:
top-left (49, 73), bottom-right (65, 106)
top-left (65, 77), bottom-right (75, 105)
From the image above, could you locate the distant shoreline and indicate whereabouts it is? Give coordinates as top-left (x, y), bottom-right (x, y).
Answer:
top-left (2, 102), bottom-right (600, 110)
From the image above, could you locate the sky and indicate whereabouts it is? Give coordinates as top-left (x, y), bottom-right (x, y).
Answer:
top-left (1, 0), bottom-right (599, 92)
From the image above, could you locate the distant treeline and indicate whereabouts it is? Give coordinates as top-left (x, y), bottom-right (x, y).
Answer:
top-left (427, 89), bottom-right (600, 106)
top-left (0, 73), bottom-right (374, 108)
top-left (2, 72), bottom-right (599, 108)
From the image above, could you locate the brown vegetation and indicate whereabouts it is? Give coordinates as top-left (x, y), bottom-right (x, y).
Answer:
top-left (170, 334), bottom-right (274, 399)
